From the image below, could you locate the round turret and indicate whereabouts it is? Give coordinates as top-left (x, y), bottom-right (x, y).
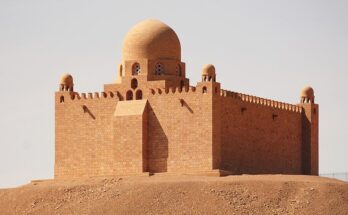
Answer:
top-left (201, 64), bottom-right (216, 82)
top-left (122, 19), bottom-right (181, 61)
top-left (300, 86), bottom-right (314, 103)
top-left (59, 73), bottom-right (74, 92)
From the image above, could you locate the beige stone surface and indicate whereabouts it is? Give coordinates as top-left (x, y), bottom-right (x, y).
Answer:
top-left (122, 19), bottom-right (181, 61)
top-left (114, 100), bottom-right (148, 116)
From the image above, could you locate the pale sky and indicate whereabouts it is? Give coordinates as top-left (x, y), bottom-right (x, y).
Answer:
top-left (0, 0), bottom-right (347, 188)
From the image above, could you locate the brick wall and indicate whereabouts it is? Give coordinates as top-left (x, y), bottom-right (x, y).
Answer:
top-left (218, 92), bottom-right (303, 174)
top-left (55, 85), bottom-right (216, 178)
top-left (55, 92), bottom-right (117, 179)
top-left (55, 83), bottom-right (316, 178)
top-left (147, 86), bottom-right (214, 173)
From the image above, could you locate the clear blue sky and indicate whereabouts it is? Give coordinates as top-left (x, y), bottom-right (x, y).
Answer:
top-left (0, 0), bottom-right (347, 188)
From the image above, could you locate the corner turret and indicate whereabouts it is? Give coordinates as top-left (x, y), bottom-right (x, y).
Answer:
top-left (299, 85), bottom-right (319, 175)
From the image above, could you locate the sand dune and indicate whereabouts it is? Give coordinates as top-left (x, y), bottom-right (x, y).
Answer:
top-left (0, 175), bottom-right (347, 214)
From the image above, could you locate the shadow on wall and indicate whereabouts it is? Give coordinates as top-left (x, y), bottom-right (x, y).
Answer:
top-left (148, 105), bottom-right (168, 173)
top-left (180, 99), bottom-right (194, 114)
top-left (82, 105), bottom-right (96, 120)
top-left (301, 116), bottom-right (311, 175)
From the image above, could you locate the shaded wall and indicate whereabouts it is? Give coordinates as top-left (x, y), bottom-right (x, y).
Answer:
top-left (147, 87), bottom-right (214, 173)
top-left (55, 86), bottom-right (216, 178)
top-left (219, 95), bottom-right (303, 174)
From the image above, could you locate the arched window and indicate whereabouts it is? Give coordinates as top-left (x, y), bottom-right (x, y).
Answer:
top-left (132, 63), bottom-right (141, 75)
top-left (60, 96), bottom-right (64, 103)
top-left (176, 64), bottom-right (182, 76)
top-left (131, 78), bottom-right (138, 89)
top-left (155, 63), bottom-right (164, 75)
top-left (136, 90), bottom-right (143, 100)
top-left (202, 86), bottom-right (207, 94)
top-left (126, 90), bottom-right (133, 100)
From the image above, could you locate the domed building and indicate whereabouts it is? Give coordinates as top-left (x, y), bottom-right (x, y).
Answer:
top-left (55, 19), bottom-right (319, 179)
top-left (107, 19), bottom-right (188, 92)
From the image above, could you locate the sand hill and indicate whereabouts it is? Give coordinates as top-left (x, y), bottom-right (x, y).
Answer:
top-left (0, 175), bottom-right (347, 214)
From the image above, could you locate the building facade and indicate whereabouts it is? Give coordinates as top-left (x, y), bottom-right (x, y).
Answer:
top-left (55, 19), bottom-right (319, 179)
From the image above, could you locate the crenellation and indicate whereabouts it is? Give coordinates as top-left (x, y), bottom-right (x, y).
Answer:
top-left (105, 91), bottom-right (113, 98)
top-left (74, 92), bottom-right (81, 100)
top-left (220, 90), bottom-right (225, 97)
top-left (218, 90), bottom-right (302, 113)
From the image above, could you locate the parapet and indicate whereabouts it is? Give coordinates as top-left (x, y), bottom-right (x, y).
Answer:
top-left (149, 86), bottom-right (196, 95)
top-left (57, 91), bottom-right (122, 104)
top-left (220, 89), bottom-right (302, 113)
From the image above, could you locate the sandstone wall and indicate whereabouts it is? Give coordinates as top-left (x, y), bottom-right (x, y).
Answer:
top-left (55, 85), bottom-right (216, 178)
top-left (146, 86), bottom-right (214, 173)
top-left (55, 92), bottom-right (117, 179)
top-left (55, 85), bottom-right (308, 179)
top-left (219, 91), bottom-right (303, 174)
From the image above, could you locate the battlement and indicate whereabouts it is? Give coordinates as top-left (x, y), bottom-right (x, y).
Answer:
top-left (57, 86), bottom-right (302, 114)
top-left (57, 91), bottom-right (123, 103)
top-left (148, 86), bottom-right (196, 95)
top-left (220, 89), bottom-right (302, 113)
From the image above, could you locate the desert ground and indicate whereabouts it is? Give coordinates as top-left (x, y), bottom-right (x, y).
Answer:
top-left (0, 174), bottom-right (347, 215)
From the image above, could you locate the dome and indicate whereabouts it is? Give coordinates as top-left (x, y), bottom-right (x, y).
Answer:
top-left (122, 19), bottom-right (181, 61)
top-left (301, 86), bottom-right (314, 99)
top-left (202, 64), bottom-right (216, 76)
top-left (60, 73), bottom-right (73, 86)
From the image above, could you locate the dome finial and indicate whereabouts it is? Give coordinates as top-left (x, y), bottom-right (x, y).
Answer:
top-left (300, 86), bottom-right (314, 103)
top-left (201, 64), bottom-right (216, 82)
top-left (60, 73), bottom-right (74, 92)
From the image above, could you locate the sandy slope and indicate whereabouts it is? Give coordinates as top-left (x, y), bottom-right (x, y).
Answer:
top-left (0, 175), bottom-right (347, 215)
